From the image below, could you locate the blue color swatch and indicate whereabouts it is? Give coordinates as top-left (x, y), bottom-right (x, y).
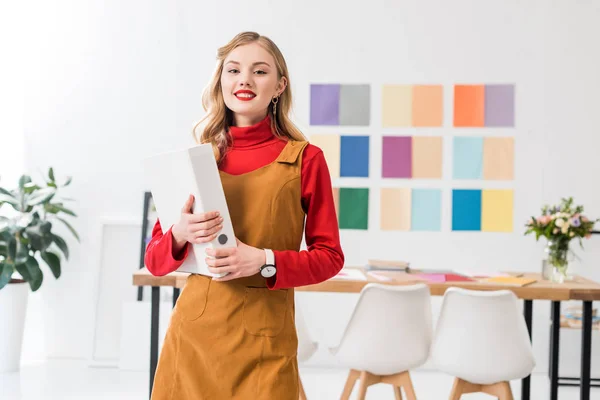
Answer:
top-left (453, 137), bottom-right (483, 179)
top-left (411, 189), bottom-right (442, 231)
top-left (340, 136), bottom-right (370, 177)
top-left (452, 189), bottom-right (482, 231)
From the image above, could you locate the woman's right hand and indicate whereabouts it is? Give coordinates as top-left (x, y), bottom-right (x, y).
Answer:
top-left (171, 194), bottom-right (224, 248)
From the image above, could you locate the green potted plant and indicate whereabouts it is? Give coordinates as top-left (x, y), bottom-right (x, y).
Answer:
top-left (0, 168), bottom-right (79, 372)
top-left (524, 197), bottom-right (598, 283)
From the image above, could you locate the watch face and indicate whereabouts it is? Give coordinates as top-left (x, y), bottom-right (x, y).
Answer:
top-left (261, 265), bottom-right (276, 278)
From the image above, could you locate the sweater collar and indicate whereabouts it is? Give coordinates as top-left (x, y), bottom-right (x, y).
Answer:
top-left (228, 115), bottom-right (274, 148)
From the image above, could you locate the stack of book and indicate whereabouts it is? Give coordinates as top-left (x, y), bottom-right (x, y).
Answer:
top-left (365, 259), bottom-right (410, 272)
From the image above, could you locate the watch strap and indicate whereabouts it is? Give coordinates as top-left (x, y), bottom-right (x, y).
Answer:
top-left (264, 248), bottom-right (275, 266)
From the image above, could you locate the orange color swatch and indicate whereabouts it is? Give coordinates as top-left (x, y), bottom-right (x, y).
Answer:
top-left (412, 137), bottom-right (443, 179)
top-left (454, 85), bottom-right (485, 127)
top-left (483, 137), bottom-right (514, 180)
top-left (380, 188), bottom-right (411, 231)
top-left (412, 85), bottom-right (443, 127)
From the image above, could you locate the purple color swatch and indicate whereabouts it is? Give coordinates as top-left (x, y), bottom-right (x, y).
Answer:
top-left (485, 84), bottom-right (515, 127)
top-left (382, 136), bottom-right (412, 178)
top-left (310, 84), bottom-right (340, 125)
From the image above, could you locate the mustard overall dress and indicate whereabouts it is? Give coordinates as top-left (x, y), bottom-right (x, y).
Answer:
top-left (151, 140), bottom-right (309, 400)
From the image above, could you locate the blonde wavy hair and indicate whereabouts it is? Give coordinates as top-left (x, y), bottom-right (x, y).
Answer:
top-left (192, 32), bottom-right (306, 163)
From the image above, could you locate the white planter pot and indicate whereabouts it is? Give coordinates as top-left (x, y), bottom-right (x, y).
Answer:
top-left (0, 280), bottom-right (29, 373)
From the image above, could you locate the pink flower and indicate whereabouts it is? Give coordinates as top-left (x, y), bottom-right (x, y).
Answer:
top-left (585, 233), bottom-right (592, 239)
top-left (582, 216), bottom-right (589, 222)
top-left (537, 215), bottom-right (552, 225)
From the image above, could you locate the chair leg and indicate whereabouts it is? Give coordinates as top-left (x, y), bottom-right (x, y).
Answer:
top-left (356, 371), bottom-right (380, 400)
top-left (393, 386), bottom-right (403, 400)
top-left (481, 381), bottom-right (514, 400)
top-left (449, 378), bottom-right (482, 400)
top-left (340, 369), bottom-right (360, 400)
top-left (381, 371), bottom-right (417, 400)
top-left (298, 375), bottom-right (307, 400)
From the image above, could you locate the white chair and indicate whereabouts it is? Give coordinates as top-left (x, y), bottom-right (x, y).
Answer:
top-left (330, 283), bottom-right (432, 400)
top-left (296, 304), bottom-right (318, 400)
top-left (430, 288), bottom-right (535, 400)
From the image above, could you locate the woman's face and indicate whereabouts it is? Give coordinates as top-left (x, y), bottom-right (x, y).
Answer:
top-left (221, 42), bottom-right (286, 126)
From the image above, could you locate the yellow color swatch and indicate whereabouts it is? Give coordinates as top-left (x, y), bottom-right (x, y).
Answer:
top-left (482, 190), bottom-right (513, 232)
top-left (412, 85), bottom-right (443, 127)
top-left (412, 136), bottom-right (443, 178)
top-left (483, 137), bottom-right (514, 180)
top-left (380, 188), bottom-right (411, 231)
top-left (382, 85), bottom-right (412, 127)
top-left (309, 134), bottom-right (340, 178)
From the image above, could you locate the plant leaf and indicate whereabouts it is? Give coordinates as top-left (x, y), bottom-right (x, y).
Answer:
top-left (62, 176), bottom-right (72, 187)
top-left (15, 263), bottom-right (31, 281)
top-left (54, 205), bottom-right (77, 217)
top-left (41, 251), bottom-right (61, 279)
top-left (39, 221), bottom-right (52, 234)
top-left (57, 217), bottom-right (79, 242)
top-left (0, 187), bottom-right (13, 196)
top-left (18, 175), bottom-right (32, 189)
top-left (0, 262), bottom-right (14, 290)
top-left (24, 225), bottom-right (43, 249)
top-left (25, 256), bottom-right (43, 292)
top-left (26, 188), bottom-right (57, 206)
top-left (8, 237), bottom-right (16, 260)
top-left (15, 240), bottom-right (29, 264)
top-left (0, 194), bottom-right (19, 206)
top-left (52, 234), bottom-right (69, 260)
top-left (48, 167), bottom-right (55, 182)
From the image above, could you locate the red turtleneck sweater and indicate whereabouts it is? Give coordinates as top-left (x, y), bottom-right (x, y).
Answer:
top-left (144, 116), bottom-right (344, 289)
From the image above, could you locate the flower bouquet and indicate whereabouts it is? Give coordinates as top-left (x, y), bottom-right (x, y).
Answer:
top-left (524, 197), bottom-right (598, 282)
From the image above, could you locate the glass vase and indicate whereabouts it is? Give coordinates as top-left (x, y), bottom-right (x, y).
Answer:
top-left (542, 239), bottom-right (571, 283)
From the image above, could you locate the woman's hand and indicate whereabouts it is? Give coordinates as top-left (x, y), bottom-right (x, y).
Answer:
top-left (171, 194), bottom-right (223, 250)
top-left (205, 238), bottom-right (266, 281)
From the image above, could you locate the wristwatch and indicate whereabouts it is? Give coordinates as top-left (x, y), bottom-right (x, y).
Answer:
top-left (259, 249), bottom-right (277, 278)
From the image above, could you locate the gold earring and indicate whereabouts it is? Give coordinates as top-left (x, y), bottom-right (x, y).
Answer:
top-left (272, 96), bottom-right (279, 117)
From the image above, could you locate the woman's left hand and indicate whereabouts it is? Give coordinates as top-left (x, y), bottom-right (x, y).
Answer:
top-left (205, 238), bottom-right (266, 282)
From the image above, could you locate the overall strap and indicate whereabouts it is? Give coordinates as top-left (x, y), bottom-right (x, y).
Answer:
top-left (276, 140), bottom-right (309, 165)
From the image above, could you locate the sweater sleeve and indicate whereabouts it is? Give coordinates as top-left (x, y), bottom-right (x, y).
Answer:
top-left (268, 148), bottom-right (344, 289)
top-left (144, 219), bottom-right (190, 276)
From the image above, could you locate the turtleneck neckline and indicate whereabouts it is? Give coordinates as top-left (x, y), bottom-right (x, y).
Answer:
top-left (228, 115), bottom-right (274, 148)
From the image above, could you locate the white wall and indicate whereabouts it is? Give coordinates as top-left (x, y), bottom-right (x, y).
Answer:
top-left (19, 0), bottom-right (600, 375)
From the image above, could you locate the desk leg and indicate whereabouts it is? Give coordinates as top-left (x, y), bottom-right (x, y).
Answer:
top-left (521, 300), bottom-right (533, 400)
top-left (149, 286), bottom-right (160, 399)
top-left (580, 301), bottom-right (593, 400)
top-left (173, 287), bottom-right (180, 309)
top-left (550, 301), bottom-right (561, 400)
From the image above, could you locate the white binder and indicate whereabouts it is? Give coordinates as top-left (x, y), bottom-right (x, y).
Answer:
top-left (143, 143), bottom-right (236, 277)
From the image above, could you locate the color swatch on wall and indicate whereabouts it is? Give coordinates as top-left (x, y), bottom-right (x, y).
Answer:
top-left (310, 84), bottom-right (370, 126)
top-left (381, 188), bottom-right (442, 231)
top-left (334, 187), bottom-right (369, 230)
top-left (309, 134), bottom-right (370, 178)
top-left (382, 136), bottom-right (443, 178)
top-left (382, 85), bottom-right (443, 127)
top-left (452, 189), bottom-right (513, 231)
top-left (453, 84), bottom-right (515, 127)
top-left (453, 137), bottom-right (514, 180)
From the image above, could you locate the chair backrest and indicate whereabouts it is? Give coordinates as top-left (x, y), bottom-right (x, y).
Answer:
top-left (335, 283), bottom-right (432, 375)
top-left (296, 304), bottom-right (318, 362)
top-left (430, 287), bottom-right (535, 384)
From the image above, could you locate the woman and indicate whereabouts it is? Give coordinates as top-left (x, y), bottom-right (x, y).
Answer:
top-left (145, 31), bottom-right (344, 399)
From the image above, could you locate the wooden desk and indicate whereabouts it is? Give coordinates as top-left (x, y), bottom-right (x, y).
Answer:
top-left (133, 268), bottom-right (600, 400)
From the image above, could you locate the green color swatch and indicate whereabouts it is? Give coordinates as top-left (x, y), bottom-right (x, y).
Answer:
top-left (339, 188), bottom-right (369, 230)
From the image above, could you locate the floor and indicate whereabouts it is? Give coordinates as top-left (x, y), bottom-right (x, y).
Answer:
top-left (0, 360), bottom-right (587, 399)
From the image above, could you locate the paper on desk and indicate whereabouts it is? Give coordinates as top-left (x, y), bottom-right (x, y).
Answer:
top-left (457, 270), bottom-right (523, 279)
top-left (335, 268), bottom-right (367, 281)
